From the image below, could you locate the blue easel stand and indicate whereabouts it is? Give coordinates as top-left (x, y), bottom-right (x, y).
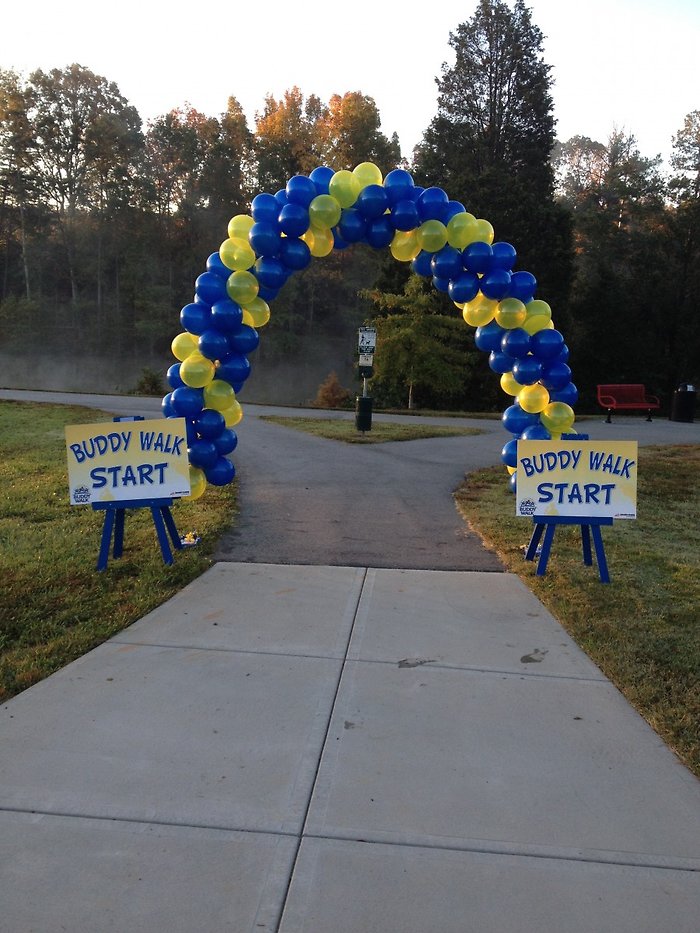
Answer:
top-left (525, 516), bottom-right (613, 583)
top-left (92, 498), bottom-right (183, 571)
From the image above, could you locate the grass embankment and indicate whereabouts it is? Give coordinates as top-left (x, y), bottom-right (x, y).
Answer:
top-left (455, 445), bottom-right (700, 777)
top-left (260, 415), bottom-right (484, 443)
top-left (0, 401), bottom-right (237, 701)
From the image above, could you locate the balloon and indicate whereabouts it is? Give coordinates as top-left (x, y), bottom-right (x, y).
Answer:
top-left (481, 269), bottom-right (512, 300)
top-left (512, 356), bottom-right (543, 385)
top-left (500, 371), bottom-right (521, 396)
top-left (390, 199), bottom-right (420, 231)
top-left (254, 257), bottom-right (287, 289)
top-left (432, 275), bottom-right (451, 293)
top-left (448, 272), bottom-right (479, 304)
top-left (507, 270), bottom-right (537, 303)
top-left (383, 168), bottom-right (415, 205)
top-left (221, 399), bottom-right (243, 427)
top-left (329, 170), bottom-right (360, 208)
top-left (206, 252), bottom-right (231, 279)
top-left (387, 229), bottom-right (419, 263)
top-left (431, 245), bottom-right (463, 280)
top-left (161, 392), bottom-right (176, 418)
top-left (509, 471), bottom-right (518, 494)
top-left (242, 297), bottom-right (270, 328)
top-left (444, 200), bottom-right (466, 221)
top-left (228, 324), bottom-right (259, 355)
top-left (183, 466), bottom-right (207, 501)
top-left (274, 188), bottom-right (288, 208)
top-left (309, 194), bottom-right (342, 228)
top-left (521, 423), bottom-right (552, 441)
top-left (540, 401), bottom-right (575, 434)
top-left (500, 328), bottom-right (531, 358)
top-left (280, 237), bottom-right (311, 270)
top-left (180, 301), bottom-right (212, 335)
top-left (475, 320), bottom-right (507, 352)
top-left (474, 218), bottom-right (495, 244)
top-left (213, 428), bottom-right (238, 456)
top-left (210, 298), bottom-right (243, 333)
top-left (249, 222), bottom-right (281, 258)
top-left (550, 382), bottom-right (579, 406)
top-left (338, 208), bottom-right (367, 243)
top-left (302, 224), bottom-right (334, 257)
top-left (251, 193), bottom-right (279, 224)
top-left (353, 161), bottom-right (383, 189)
top-left (530, 329), bottom-right (565, 360)
top-left (219, 236), bottom-right (256, 271)
top-left (502, 402), bottom-right (540, 435)
top-left (180, 352), bottom-right (216, 388)
top-left (489, 242), bottom-right (517, 271)
top-left (198, 329), bottom-right (229, 361)
top-left (462, 242), bottom-right (493, 274)
top-left (416, 220), bottom-right (448, 252)
top-left (411, 250), bottom-right (434, 277)
top-left (284, 175), bottom-right (316, 207)
top-left (227, 214), bottom-right (254, 240)
top-left (167, 363), bottom-right (184, 390)
top-left (277, 203), bottom-right (309, 239)
top-left (463, 294), bottom-right (497, 327)
top-left (195, 271), bottom-right (228, 305)
top-left (170, 385), bottom-right (204, 417)
top-left (494, 298), bottom-right (527, 330)
top-left (171, 331), bottom-right (199, 361)
top-left (217, 352), bottom-right (251, 385)
top-left (310, 165), bottom-right (334, 195)
top-left (541, 361), bottom-right (572, 391)
top-left (205, 456), bottom-right (236, 486)
top-left (188, 439), bottom-right (218, 470)
top-left (489, 351), bottom-right (514, 374)
top-left (417, 187), bottom-right (449, 223)
top-left (518, 383), bottom-right (550, 413)
top-left (256, 284), bottom-right (279, 303)
top-left (501, 438), bottom-right (519, 467)
top-left (356, 184), bottom-right (389, 220)
top-left (226, 270), bottom-right (259, 306)
top-left (366, 216), bottom-right (394, 249)
top-left (202, 378), bottom-right (235, 412)
top-left (195, 408), bottom-right (225, 439)
top-left (447, 212), bottom-right (479, 249)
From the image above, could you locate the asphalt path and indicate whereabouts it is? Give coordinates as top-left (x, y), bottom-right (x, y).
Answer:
top-left (4, 388), bottom-right (699, 571)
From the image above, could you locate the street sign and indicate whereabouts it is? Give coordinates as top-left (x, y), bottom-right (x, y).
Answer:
top-left (358, 327), bottom-right (377, 353)
top-left (359, 352), bottom-right (374, 367)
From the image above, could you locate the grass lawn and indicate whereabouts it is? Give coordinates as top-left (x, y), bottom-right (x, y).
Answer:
top-left (0, 400), bottom-right (237, 701)
top-left (454, 444), bottom-right (700, 777)
top-left (260, 415), bottom-right (484, 443)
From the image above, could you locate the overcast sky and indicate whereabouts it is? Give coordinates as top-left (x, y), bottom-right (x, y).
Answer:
top-left (2, 0), bottom-right (698, 167)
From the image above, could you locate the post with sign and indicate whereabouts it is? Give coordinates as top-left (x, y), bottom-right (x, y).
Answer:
top-left (516, 438), bottom-right (638, 583)
top-left (356, 326), bottom-right (376, 433)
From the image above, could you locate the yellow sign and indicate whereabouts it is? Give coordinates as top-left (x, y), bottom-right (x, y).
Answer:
top-left (65, 418), bottom-right (191, 505)
top-left (516, 440), bottom-right (638, 519)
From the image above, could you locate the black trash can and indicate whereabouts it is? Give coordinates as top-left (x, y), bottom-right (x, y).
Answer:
top-left (355, 395), bottom-right (373, 432)
top-left (670, 384), bottom-right (697, 423)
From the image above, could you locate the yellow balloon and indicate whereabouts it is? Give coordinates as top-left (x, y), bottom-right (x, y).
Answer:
top-left (446, 212), bottom-right (478, 249)
top-left (525, 299), bottom-right (552, 321)
top-left (522, 314), bottom-right (551, 336)
top-left (309, 194), bottom-right (342, 228)
top-left (180, 352), bottom-right (215, 389)
top-left (227, 270), bottom-right (259, 306)
top-left (171, 331), bottom-right (199, 361)
top-left (495, 298), bottom-right (527, 329)
top-left (353, 161), bottom-right (383, 189)
top-left (221, 399), bottom-right (243, 427)
top-left (329, 170), bottom-right (360, 208)
top-left (227, 214), bottom-right (254, 240)
top-left (242, 297), bottom-right (271, 328)
top-left (518, 384), bottom-right (550, 413)
top-left (302, 224), bottom-right (334, 258)
top-left (182, 466), bottom-right (207, 502)
top-left (540, 402), bottom-right (575, 434)
top-left (416, 220), bottom-right (448, 253)
top-left (506, 465), bottom-right (517, 476)
top-left (463, 294), bottom-right (497, 327)
top-left (390, 230), bottom-right (420, 262)
top-left (219, 237), bottom-right (256, 272)
top-left (474, 218), bottom-right (494, 244)
top-left (203, 379), bottom-right (236, 412)
top-left (500, 372), bottom-right (521, 396)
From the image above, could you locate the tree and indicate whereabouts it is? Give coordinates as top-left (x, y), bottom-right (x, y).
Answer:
top-left (413, 0), bottom-right (573, 310)
top-left (318, 92), bottom-right (400, 172)
top-left (254, 87), bottom-right (326, 192)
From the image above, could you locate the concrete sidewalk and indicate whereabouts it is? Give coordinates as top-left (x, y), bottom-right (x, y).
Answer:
top-left (1, 562), bottom-right (698, 931)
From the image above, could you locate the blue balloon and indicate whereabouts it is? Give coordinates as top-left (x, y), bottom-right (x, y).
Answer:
top-left (167, 363), bottom-right (184, 390)
top-left (432, 275), bottom-right (451, 293)
top-left (210, 299), bottom-right (243, 333)
top-left (180, 301), bottom-right (212, 335)
top-left (310, 165), bottom-right (334, 195)
top-left (214, 428), bottom-right (238, 456)
top-left (502, 402), bottom-right (539, 435)
top-left (501, 438), bottom-right (519, 467)
top-left (205, 456), bottom-right (236, 486)
top-left (195, 408), bottom-right (226, 440)
top-left (188, 439), bottom-right (218, 469)
top-left (512, 357), bottom-right (543, 385)
top-left (249, 221), bottom-right (281, 258)
top-left (206, 252), bottom-right (231, 279)
top-left (509, 471), bottom-right (518, 494)
top-left (462, 242), bottom-right (493, 274)
top-left (383, 168), bottom-right (415, 205)
top-left (286, 174), bottom-right (316, 207)
top-left (489, 242), bottom-right (517, 271)
top-left (448, 271), bottom-right (479, 304)
top-left (332, 229), bottom-right (350, 250)
top-left (278, 203), bottom-right (309, 238)
top-left (480, 269), bottom-right (512, 300)
top-left (475, 320), bottom-right (507, 353)
top-left (417, 186), bottom-right (449, 222)
top-left (489, 350), bottom-right (514, 374)
top-left (530, 329), bottom-right (565, 361)
top-left (217, 353), bottom-right (251, 385)
top-left (171, 386), bottom-right (205, 417)
top-left (541, 361), bottom-right (572, 391)
top-left (256, 283), bottom-right (280, 302)
top-left (521, 423), bottom-right (552, 441)
top-left (550, 381), bottom-right (578, 406)
top-left (274, 188), bottom-right (288, 208)
top-left (431, 245), bottom-right (463, 280)
top-left (229, 324), bottom-right (259, 355)
top-left (445, 201), bottom-right (466, 222)
top-left (195, 271), bottom-right (228, 305)
top-left (254, 257), bottom-right (287, 290)
top-left (198, 329), bottom-right (230, 361)
top-left (500, 328), bottom-right (531, 359)
top-left (389, 199), bottom-right (420, 231)
top-left (507, 270), bottom-right (537, 303)
top-left (251, 193), bottom-right (279, 224)
top-left (356, 184), bottom-right (389, 220)
top-left (280, 237), bottom-right (311, 271)
top-left (365, 216), bottom-right (394, 249)
top-left (338, 208), bottom-right (367, 243)
top-left (411, 250), bottom-right (433, 277)
top-left (161, 392), bottom-right (176, 418)
top-left (181, 417), bottom-right (198, 445)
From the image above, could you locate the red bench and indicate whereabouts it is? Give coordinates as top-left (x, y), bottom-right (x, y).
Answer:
top-left (597, 384), bottom-right (660, 423)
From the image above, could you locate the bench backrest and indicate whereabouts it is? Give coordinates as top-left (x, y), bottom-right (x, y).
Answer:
top-left (597, 384), bottom-right (648, 403)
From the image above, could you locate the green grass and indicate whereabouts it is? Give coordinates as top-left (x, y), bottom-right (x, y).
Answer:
top-left (260, 415), bottom-right (484, 443)
top-left (0, 400), bottom-right (237, 701)
top-left (454, 445), bottom-right (700, 777)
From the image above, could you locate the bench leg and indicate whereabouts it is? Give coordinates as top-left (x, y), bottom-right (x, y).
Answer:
top-left (605, 409), bottom-right (612, 424)
top-left (646, 409), bottom-right (653, 422)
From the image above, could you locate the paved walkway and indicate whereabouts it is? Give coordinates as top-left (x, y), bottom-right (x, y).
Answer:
top-left (1, 390), bottom-right (699, 930)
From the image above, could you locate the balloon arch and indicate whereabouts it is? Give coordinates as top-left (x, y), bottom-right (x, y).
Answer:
top-left (162, 162), bottom-right (577, 501)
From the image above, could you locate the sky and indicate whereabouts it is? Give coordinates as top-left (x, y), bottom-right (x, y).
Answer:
top-left (2, 0), bottom-right (699, 168)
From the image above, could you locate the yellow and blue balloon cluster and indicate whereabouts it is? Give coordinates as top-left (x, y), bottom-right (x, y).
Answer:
top-left (162, 161), bottom-right (577, 498)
